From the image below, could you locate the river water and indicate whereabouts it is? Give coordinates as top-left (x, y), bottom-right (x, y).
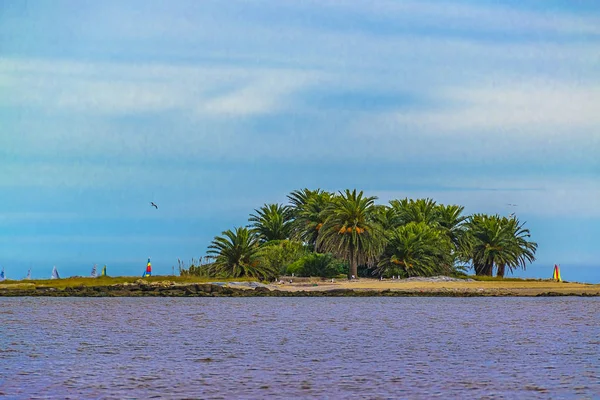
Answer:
top-left (1, 297), bottom-right (598, 399)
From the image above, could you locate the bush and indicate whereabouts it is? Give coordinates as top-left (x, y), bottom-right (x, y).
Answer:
top-left (259, 240), bottom-right (308, 275)
top-left (286, 253), bottom-right (347, 278)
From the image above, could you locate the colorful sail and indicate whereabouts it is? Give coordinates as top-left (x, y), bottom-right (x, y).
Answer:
top-left (91, 264), bottom-right (97, 278)
top-left (0, 267), bottom-right (5, 281)
top-left (51, 266), bottom-right (60, 279)
top-left (101, 265), bottom-right (107, 277)
top-left (553, 264), bottom-right (562, 282)
top-left (26, 269), bottom-right (31, 280)
top-left (143, 258), bottom-right (152, 277)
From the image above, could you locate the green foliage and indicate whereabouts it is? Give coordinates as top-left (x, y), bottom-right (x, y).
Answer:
top-left (288, 188), bottom-right (333, 251)
top-left (390, 198), bottom-right (439, 226)
top-left (249, 204), bottom-right (293, 243)
top-left (195, 188), bottom-right (537, 281)
top-left (287, 253), bottom-right (347, 278)
top-left (435, 204), bottom-right (467, 247)
top-left (258, 240), bottom-right (308, 275)
top-left (207, 227), bottom-right (277, 281)
top-left (317, 189), bottom-right (384, 278)
top-left (463, 214), bottom-right (537, 276)
top-left (376, 222), bottom-right (454, 278)
top-left (374, 205), bottom-right (401, 231)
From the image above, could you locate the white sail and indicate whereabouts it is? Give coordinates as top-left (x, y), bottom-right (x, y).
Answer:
top-left (26, 269), bottom-right (31, 280)
top-left (51, 266), bottom-right (60, 279)
top-left (91, 264), bottom-right (97, 278)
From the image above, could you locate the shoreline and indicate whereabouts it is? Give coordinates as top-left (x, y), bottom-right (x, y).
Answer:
top-left (1, 278), bottom-right (599, 297)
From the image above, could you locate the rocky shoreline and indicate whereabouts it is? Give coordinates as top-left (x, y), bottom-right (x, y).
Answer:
top-left (1, 280), bottom-right (599, 297)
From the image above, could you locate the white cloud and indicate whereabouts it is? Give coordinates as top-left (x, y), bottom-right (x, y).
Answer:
top-left (390, 81), bottom-right (600, 134)
top-left (0, 58), bottom-right (317, 117)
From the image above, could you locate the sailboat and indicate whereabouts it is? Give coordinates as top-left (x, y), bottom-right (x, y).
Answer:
top-left (0, 267), bottom-right (5, 281)
top-left (51, 266), bottom-right (60, 279)
top-left (25, 269), bottom-right (31, 280)
top-left (553, 264), bottom-right (562, 282)
top-left (101, 265), bottom-right (107, 277)
top-left (142, 258), bottom-right (152, 277)
top-left (91, 264), bottom-right (97, 278)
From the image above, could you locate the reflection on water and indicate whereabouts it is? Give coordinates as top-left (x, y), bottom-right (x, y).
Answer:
top-left (1, 297), bottom-right (599, 399)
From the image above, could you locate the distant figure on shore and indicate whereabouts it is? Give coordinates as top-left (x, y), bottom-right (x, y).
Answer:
top-left (150, 202), bottom-right (158, 209)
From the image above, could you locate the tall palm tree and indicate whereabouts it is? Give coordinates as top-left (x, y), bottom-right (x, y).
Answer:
top-left (207, 227), bottom-right (276, 280)
top-left (289, 190), bottom-right (333, 251)
top-left (496, 216), bottom-right (537, 277)
top-left (317, 189), bottom-right (383, 278)
top-left (464, 214), bottom-right (537, 276)
top-left (249, 203), bottom-right (293, 243)
top-left (376, 222), bottom-right (453, 278)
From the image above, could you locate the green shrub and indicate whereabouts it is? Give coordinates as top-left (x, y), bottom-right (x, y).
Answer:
top-left (287, 253), bottom-right (347, 278)
top-left (259, 240), bottom-right (308, 275)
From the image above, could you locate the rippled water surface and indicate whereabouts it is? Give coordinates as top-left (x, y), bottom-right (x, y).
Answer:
top-left (1, 297), bottom-right (599, 399)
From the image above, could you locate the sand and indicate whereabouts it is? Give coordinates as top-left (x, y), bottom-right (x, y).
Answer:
top-left (265, 278), bottom-right (600, 296)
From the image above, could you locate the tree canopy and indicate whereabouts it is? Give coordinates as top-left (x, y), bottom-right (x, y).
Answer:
top-left (184, 188), bottom-right (537, 280)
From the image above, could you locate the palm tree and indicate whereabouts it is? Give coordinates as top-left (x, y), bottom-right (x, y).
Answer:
top-left (287, 188), bottom-right (322, 216)
top-left (464, 214), bottom-right (537, 276)
top-left (434, 204), bottom-right (467, 247)
top-left (390, 198), bottom-right (438, 226)
top-left (288, 189), bottom-right (333, 251)
top-left (374, 204), bottom-right (401, 231)
top-left (376, 222), bottom-right (453, 278)
top-left (207, 227), bottom-right (276, 280)
top-left (495, 216), bottom-right (537, 277)
top-left (317, 189), bottom-right (383, 278)
top-left (249, 203), bottom-right (293, 243)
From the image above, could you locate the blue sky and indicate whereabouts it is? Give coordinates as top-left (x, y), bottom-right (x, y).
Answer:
top-left (1, 0), bottom-right (599, 282)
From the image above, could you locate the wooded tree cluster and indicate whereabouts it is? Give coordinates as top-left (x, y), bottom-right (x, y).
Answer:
top-left (180, 189), bottom-right (536, 281)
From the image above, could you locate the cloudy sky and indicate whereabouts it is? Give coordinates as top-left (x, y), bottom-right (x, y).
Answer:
top-left (1, 0), bottom-right (599, 281)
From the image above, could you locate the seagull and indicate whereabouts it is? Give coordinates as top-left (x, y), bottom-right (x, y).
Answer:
top-left (150, 202), bottom-right (158, 209)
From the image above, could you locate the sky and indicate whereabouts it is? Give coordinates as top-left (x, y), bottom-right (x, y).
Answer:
top-left (1, 0), bottom-right (599, 282)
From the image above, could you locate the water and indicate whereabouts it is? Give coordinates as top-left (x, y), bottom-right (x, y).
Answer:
top-left (1, 298), bottom-right (598, 399)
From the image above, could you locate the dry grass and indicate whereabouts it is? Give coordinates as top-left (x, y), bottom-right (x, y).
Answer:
top-left (0, 275), bottom-right (254, 290)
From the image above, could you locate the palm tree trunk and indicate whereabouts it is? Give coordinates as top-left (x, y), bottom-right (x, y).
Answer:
top-left (474, 262), bottom-right (485, 276)
top-left (496, 264), bottom-right (506, 278)
top-left (485, 261), bottom-right (494, 276)
top-left (349, 247), bottom-right (358, 278)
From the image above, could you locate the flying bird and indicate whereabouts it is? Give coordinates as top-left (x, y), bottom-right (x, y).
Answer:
top-left (507, 203), bottom-right (518, 207)
top-left (150, 202), bottom-right (158, 209)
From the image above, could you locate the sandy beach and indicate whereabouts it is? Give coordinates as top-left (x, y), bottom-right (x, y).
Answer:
top-left (265, 278), bottom-right (600, 296)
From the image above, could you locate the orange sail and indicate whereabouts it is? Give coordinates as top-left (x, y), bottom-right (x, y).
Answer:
top-left (553, 264), bottom-right (562, 282)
